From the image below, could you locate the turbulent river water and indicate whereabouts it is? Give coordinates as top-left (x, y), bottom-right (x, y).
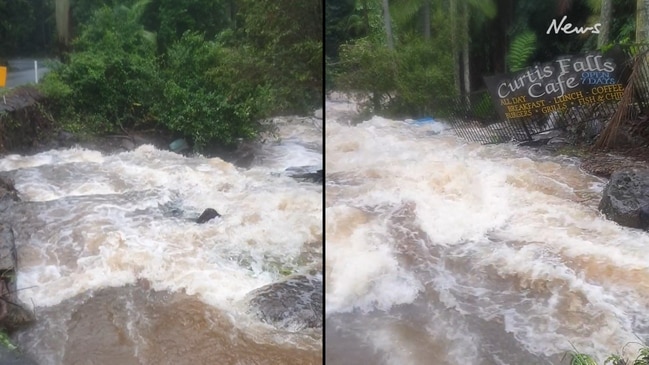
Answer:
top-left (325, 99), bottom-right (649, 365)
top-left (0, 117), bottom-right (322, 364)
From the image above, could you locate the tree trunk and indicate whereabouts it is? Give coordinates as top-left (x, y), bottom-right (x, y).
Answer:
top-left (637, 0), bottom-right (649, 43)
top-left (462, 0), bottom-right (470, 97)
top-left (227, 0), bottom-right (238, 29)
top-left (422, 0), bottom-right (431, 40)
top-left (361, 0), bottom-right (371, 34)
top-left (54, 0), bottom-right (70, 48)
top-left (382, 0), bottom-right (395, 50)
top-left (598, 0), bottom-right (612, 48)
top-left (450, 0), bottom-right (461, 95)
top-left (495, 0), bottom-right (513, 74)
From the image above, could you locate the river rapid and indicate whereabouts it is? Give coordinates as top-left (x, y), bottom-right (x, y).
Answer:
top-left (0, 117), bottom-right (322, 364)
top-left (325, 98), bottom-right (649, 364)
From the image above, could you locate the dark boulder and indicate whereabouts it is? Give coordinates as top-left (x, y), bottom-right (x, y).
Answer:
top-left (247, 274), bottom-right (322, 331)
top-left (290, 169), bottom-right (323, 184)
top-left (284, 166), bottom-right (323, 184)
top-left (196, 208), bottom-right (220, 224)
top-left (599, 168), bottom-right (649, 230)
top-left (57, 131), bottom-right (77, 148)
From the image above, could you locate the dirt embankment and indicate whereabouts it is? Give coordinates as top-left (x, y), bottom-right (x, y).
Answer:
top-left (579, 147), bottom-right (649, 178)
top-left (0, 86), bottom-right (50, 154)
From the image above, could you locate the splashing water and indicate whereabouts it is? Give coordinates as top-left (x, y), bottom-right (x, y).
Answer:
top-left (325, 98), bottom-right (649, 365)
top-left (1, 118), bottom-right (322, 365)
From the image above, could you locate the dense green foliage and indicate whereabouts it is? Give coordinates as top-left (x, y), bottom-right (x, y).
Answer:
top-left (153, 32), bottom-right (271, 146)
top-left (0, 0), bottom-right (54, 56)
top-left (43, 5), bottom-right (159, 134)
top-left (331, 1), bottom-right (455, 117)
top-left (141, 0), bottom-right (231, 53)
top-left (236, 0), bottom-right (323, 113)
top-left (30, 0), bottom-right (322, 150)
top-left (326, 0), bottom-right (640, 118)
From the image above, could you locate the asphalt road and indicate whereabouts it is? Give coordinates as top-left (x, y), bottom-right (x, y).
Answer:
top-left (3, 59), bottom-right (52, 89)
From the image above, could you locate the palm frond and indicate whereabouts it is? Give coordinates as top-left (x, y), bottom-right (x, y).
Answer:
top-left (507, 30), bottom-right (537, 72)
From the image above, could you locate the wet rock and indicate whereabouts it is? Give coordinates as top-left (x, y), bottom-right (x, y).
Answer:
top-left (247, 274), bottom-right (322, 331)
top-left (199, 141), bottom-right (256, 168)
top-left (314, 108), bottom-right (323, 119)
top-left (284, 166), bottom-right (323, 184)
top-left (169, 138), bottom-right (189, 153)
top-left (0, 175), bottom-right (20, 213)
top-left (0, 225), bottom-right (16, 272)
top-left (290, 170), bottom-right (323, 184)
top-left (196, 208), bottom-right (220, 224)
top-left (581, 153), bottom-right (649, 179)
top-left (120, 138), bottom-right (136, 151)
top-left (57, 131), bottom-right (77, 148)
top-left (0, 346), bottom-right (38, 365)
top-left (599, 168), bottom-right (649, 230)
top-left (0, 224), bottom-right (34, 332)
top-left (233, 151), bottom-right (255, 169)
top-left (158, 201), bottom-right (183, 218)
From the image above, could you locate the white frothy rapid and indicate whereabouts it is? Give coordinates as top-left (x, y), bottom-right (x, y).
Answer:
top-left (0, 117), bottom-right (322, 364)
top-left (325, 98), bottom-right (649, 365)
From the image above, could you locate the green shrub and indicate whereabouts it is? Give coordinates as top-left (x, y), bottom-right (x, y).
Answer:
top-left (236, 0), bottom-right (323, 114)
top-left (153, 32), bottom-right (271, 149)
top-left (40, 0), bottom-right (319, 149)
top-left (392, 35), bottom-right (455, 117)
top-left (335, 33), bottom-right (455, 117)
top-left (335, 37), bottom-right (399, 112)
top-left (140, 0), bottom-right (230, 54)
top-left (42, 4), bottom-right (160, 134)
top-left (0, 331), bottom-right (16, 351)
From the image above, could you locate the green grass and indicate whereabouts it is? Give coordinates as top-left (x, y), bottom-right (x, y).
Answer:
top-left (554, 145), bottom-right (590, 158)
top-left (0, 331), bottom-right (16, 351)
top-left (563, 344), bottom-right (649, 365)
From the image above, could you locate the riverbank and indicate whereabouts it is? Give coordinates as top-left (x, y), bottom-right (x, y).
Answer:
top-left (0, 86), bottom-right (323, 170)
top-left (528, 143), bottom-right (649, 178)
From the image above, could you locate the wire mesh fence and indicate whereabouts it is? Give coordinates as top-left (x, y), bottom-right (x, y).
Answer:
top-left (447, 44), bottom-right (649, 144)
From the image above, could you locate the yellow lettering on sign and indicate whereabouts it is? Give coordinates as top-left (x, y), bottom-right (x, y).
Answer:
top-left (0, 67), bottom-right (6, 87)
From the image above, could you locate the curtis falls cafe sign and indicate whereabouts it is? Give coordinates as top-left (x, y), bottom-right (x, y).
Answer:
top-left (484, 48), bottom-right (629, 122)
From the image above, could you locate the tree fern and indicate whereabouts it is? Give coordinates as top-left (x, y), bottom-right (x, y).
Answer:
top-left (507, 30), bottom-right (537, 72)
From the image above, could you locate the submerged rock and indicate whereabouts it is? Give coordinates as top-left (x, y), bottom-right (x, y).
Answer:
top-left (247, 274), bottom-right (322, 331)
top-left (158, 201), bottom-right (183, 218)
top-left (290, 170), bottom-right (323, 184)
top-left (599, 168), bottom-right (649, 230)
top-left (284, 166), bottom-right (323, 184)
top-left (196, 208), bottom-right (220, 224)
top-left (0, 346), bottom-right (38, 365)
